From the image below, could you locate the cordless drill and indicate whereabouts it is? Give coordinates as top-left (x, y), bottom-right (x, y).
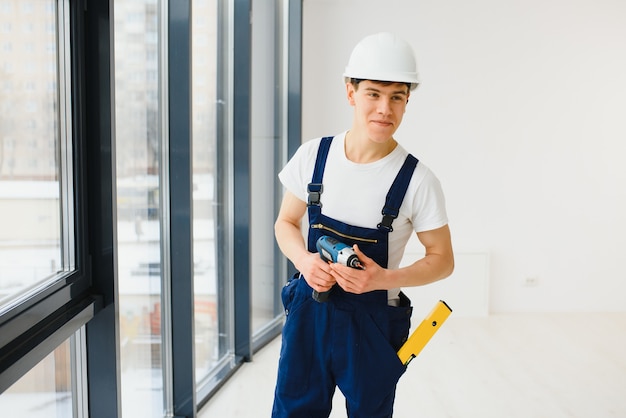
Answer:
top-left (313, 236), bottom-right (363, 302)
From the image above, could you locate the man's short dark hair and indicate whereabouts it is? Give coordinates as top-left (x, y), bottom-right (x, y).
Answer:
top-left (349, 78), bottom-right (411, 93)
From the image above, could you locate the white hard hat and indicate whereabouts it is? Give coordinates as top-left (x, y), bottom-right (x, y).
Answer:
top-left (343, 32), bottom-right (420, 90)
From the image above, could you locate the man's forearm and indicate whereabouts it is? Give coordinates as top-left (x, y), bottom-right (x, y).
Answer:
top-left (389, 252), bottom-right (454, 288)
top-left (389, 225), bottom-right (454, 288)
top-left (274, 219), bottom-right (310, 271)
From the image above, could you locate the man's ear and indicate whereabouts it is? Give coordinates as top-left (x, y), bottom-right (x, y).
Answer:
top-left (346, 83), bottom-right (356, 106)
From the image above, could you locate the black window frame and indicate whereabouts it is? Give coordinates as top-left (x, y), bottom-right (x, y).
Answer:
top-left (0, 0), bottom-right (114, 401)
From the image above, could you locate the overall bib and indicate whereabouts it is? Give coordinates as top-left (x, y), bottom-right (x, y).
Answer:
top-left (272, 137), bottom-right (419, 418)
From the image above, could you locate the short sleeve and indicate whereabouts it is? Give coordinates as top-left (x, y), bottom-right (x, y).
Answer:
top-left (411, 169), bottom-right (448, 233)
top-left (277, 138), bottom-right (322, 203)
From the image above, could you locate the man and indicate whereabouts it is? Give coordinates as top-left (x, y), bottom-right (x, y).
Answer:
top-left (272, 32), bottom-right (454, 418)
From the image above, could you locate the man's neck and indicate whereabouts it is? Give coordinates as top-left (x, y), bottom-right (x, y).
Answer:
top-left (344, 130), bottom-right (397, 164)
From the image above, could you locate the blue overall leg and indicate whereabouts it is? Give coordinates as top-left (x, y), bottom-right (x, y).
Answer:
top-left (272, 275), bottom-right (337, 418)
top-left (332, 290), bottom-right (412, 417)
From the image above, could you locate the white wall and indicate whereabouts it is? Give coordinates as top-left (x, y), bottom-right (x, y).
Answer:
top-left (302, 0), bottom-right (626, 313)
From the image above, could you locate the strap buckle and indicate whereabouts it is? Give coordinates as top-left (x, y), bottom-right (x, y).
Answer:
top-left (307, 183), bottom-right (323, 206)
top-left (377, 214), bottom-right (396, 232)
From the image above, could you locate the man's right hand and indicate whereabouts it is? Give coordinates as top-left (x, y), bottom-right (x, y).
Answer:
top-left (296, 251), bottom-right (337, 293)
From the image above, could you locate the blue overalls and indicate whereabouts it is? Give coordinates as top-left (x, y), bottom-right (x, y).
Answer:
top-left (272, 136), bottom-right (419, 418)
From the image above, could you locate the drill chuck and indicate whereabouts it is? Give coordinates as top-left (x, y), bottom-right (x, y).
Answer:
top-left (337, 252), bottom-right (361, 269)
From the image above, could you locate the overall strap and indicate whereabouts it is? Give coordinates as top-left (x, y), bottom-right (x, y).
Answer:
top-left (378, 154), bottom-right (419, 232)
top-left (307, 136), bottom-right (334, 211)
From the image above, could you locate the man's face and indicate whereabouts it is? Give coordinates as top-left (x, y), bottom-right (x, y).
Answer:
top-left (347, 80), bottom-right (410, 143)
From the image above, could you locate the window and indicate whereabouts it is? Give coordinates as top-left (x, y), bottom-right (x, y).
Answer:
top-left (250, 0), bottom-right (285, 344)
top-left (114, 0), bottom-right (164, 416)
top-left (0, 337), bottom-right (73, 417)
top-left (0, 0), bottom-right (74, 314)
top-left (0, 0), bottom-right (99, 409)
top-left (191, 0), bottom-right (230, 392)
top-left (0, 0), bottom-right (301, 415)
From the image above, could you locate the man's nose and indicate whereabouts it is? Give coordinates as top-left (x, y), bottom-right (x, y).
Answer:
top-left (377, 98), bottom-right (392, 114)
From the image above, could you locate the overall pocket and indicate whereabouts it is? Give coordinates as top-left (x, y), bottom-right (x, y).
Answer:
top-left (385, 291), bottom-right (413, 351)
top-left (276, 276), bottom-right (315, 397)
top-left (347, 301), bottom-right (411, 412)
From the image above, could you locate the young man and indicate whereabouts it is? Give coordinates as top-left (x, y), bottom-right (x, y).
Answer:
top-left (272, 32), bottom-right (454, 417)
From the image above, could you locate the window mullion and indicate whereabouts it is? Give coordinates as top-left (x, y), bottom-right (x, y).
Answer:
top-left (166, 0), bottom-right (195, 417)
top-left (58, 0), bottom-right (75, 273)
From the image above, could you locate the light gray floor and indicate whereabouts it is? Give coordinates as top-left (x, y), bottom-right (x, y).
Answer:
top-left (199, 313), bottom-right (626, 417)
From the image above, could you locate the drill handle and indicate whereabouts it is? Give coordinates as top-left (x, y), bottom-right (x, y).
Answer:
top-left (312, 289), bottom-right (331, 302)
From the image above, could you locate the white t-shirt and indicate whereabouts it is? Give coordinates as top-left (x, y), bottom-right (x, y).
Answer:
top-left (278, 131), bottom-right (448, 304)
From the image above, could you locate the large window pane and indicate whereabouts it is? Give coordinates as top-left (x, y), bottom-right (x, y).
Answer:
top-left (192, 0), bottom-right (230, 389)
top-left (114, 0), bottom-right (163, 416)
top-left (0, 0), bottom-right (65, 310)
top-left (250, 0), bottom-right (283, 336)
top-left (0, 337), bottom-right (73, 417)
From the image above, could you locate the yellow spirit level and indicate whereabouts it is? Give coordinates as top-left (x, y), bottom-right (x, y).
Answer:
top-left (397, 300), bottom-right (452, 366)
